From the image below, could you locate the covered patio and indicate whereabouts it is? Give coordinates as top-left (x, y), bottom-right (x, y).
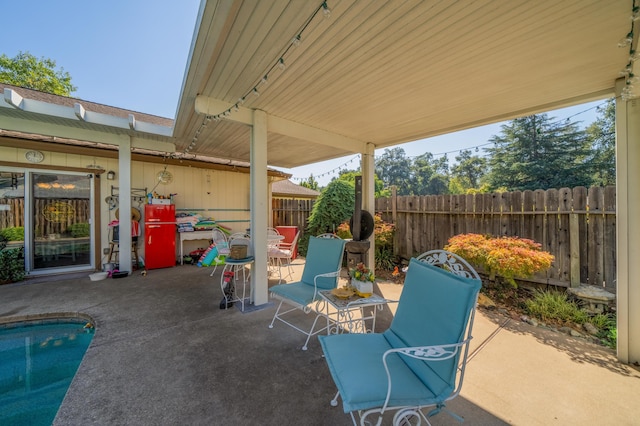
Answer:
top-left (1, 264), bottom-right (639, 425)
top-left (1, 0), bottom-right (638, 363)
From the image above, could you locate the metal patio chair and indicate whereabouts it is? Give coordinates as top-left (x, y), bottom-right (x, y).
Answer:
top-left (319, 256), bottom-right (482, 426)
top-left (268, 229), bottom-right (301, 283)
top-left (268, 236), bottom-right (346, 350)
top-left (415, 249), bottom-right (480, 280)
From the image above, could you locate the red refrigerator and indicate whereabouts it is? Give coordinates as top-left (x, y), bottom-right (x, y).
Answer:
top-left (144, 204), bottom-right (176, 269)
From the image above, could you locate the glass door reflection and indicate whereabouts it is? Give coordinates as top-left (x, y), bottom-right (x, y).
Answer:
top-left (32, 173), bottom-right (92, 269)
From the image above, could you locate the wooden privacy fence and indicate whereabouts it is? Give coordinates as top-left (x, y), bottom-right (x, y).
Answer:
top-left (272, 198), bottom-right (315, 237)
top-left (375, 186), bottom-right (616, 293)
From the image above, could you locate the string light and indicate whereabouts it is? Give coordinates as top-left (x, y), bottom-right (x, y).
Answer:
top-left (619, 0), bottom-right (638, 101)
top-left (292, 155), bottom-right (360, 182)
top-left (322, 2), bottom-right (331, 18)
top-left (204, 2), bottom-right (332, 123)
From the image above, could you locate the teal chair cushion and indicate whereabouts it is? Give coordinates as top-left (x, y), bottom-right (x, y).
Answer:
top-left (320, 258), bottom-right (481, 413)
top-left (300, 237), bottom-right (345, 289)
top-left (319, 333), bottom-right (440, 413)
top-left (270, 236), bottom-right (345, 305)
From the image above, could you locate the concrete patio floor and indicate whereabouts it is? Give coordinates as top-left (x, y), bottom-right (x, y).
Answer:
top-left (1, 260), bottom-right (639, 425)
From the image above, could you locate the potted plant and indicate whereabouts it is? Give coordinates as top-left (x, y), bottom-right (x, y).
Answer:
top-left (349, 262), bottom-right (375, 297)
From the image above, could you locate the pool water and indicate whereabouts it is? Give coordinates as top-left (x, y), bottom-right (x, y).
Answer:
top-left (0, 321), bottom-right (94, 426)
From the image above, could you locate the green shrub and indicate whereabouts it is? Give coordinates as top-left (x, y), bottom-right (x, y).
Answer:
top-left (69, 222), bottom-right (90, 238)
top-left (589, 313), bottom-right (617, 349)
top-left (525, 290), bottom-right (588, 324)
top-left (374, 246), bottom-right (395, 270)
top-left (299, 180), bottom-right (355, 256)
top-left (590, 313), bottom-right (615, 330)
top-left (605, 327), bottom-right (617, 349)
top-left (0, 226), bottom-right (25, 241)
top-left (0, 246), bottom-right (25, 283)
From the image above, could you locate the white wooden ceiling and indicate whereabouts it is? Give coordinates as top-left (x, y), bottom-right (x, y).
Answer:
top-left (173, 0), bottom-right (635, 169)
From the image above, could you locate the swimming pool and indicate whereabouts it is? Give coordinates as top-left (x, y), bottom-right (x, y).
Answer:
top-left (0, 319), bottom-right (94, 426)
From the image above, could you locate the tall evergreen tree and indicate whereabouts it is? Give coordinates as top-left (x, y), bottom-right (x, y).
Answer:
top-left (586, 98), bottom-right (616, 186)
top-left (485, 114), bottom-right (593, 191)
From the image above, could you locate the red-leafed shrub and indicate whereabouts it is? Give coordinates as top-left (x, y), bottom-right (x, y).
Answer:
top-left (445, 233), bottom-right (554, 286)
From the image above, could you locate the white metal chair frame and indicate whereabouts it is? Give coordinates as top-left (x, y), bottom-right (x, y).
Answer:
top-left (209, 228), bottom-right (230, 277)
top-left (269, 229), bottom-right (300, 283)
top-left (269, 270), bottom-right (341, 350)
top-left (267, 228), bottom-right (282, 275)
top-left (415, 249), bottom-right (480, 280)
top-left (317, 233), bottom-right (341, 239)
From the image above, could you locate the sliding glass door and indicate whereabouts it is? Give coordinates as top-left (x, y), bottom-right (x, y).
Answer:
top-left (0, 168), bottom-right (95, 275)
top-left (30, 172), bottom-right (93, 270)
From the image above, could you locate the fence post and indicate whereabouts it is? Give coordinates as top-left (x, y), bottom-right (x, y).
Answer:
top-left (391, 186), bottom-right (399, 256)
top-left (391, 186), bottom-right (397, 224)
top-left (570, 213), bottom-right (580, 288)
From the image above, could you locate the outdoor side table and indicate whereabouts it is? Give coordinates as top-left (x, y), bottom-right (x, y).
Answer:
top-left (318, 290), bottom-right (395, 335)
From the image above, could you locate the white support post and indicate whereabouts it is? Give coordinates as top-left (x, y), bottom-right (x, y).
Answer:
top-left (362, 142), bottom-right (376, 270)
top-left (117, 137), bottom-right (133, 273)
top-left (615, 81), bottom-right (640, 364)
top-left (251, 109), bottom-right (269, 305)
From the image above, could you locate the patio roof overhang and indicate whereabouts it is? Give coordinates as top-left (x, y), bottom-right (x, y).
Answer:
top-left (173, 0), bottom-right (634, 168)
top-left (0, 0), bottom-right (638, 364)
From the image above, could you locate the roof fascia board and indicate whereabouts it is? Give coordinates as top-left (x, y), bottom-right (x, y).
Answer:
top-left (195, 94), bottom-right (365, 152)
top-left (0, 116), bottom-right (176, 152)
top-left (0, 135), bottom-right (288, 178)
top-left (2, 88), bottom-right (173, 137)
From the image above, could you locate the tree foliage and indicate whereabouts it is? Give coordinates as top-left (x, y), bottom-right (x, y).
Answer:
top-left (375, 148), bottom-right (413, 195)
top-left (370, 102), bottom-right (616, 195)
top-left (411, 152), bottom-right (449, 195)
top-left (450, 149), bottom-right (487, 192)
top-left (485, 114), bottom-right (593, 191)
top-left (0, 51), bottom-right (76, 96)
top-left (299, 174), bottom-right (319, 191)
top-left (335, 169), bottom-right (390, 198)
top-left (586, 99), bottom-right (615, 186)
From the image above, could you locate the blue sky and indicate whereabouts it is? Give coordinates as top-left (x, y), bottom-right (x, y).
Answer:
top-left (2, 0), bottom-right (607, 186)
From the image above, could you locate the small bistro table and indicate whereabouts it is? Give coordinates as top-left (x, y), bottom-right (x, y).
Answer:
top-left (317, 289), bottom-right (396, 335)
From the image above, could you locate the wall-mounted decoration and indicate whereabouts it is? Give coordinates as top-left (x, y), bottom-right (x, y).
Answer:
top-left (157, 170), bottom-right (173, 185)
top-left (25, 150), bottom-right (44, 163)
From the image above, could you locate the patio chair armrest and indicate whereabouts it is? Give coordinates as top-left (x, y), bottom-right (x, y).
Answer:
top-left (384, 340), bottom-right (468, 362)
top-left (379, 340), bottom-right (471, 412)
top-left (312, 270), bottom-right (341, 295)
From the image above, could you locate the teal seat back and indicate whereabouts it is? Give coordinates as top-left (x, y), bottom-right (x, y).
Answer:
top-left (383, 258), bottom-right (481, 396)
top-left (300, 236), bottom-right (346, 289)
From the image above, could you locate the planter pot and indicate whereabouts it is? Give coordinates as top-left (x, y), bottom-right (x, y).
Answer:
top-left (351, 279), bottom-right (373, 297)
